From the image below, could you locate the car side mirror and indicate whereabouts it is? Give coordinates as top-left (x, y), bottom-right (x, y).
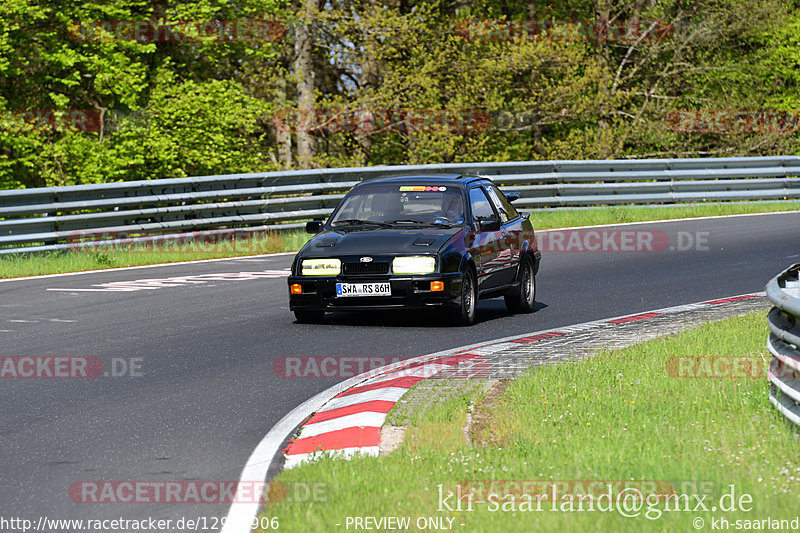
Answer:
top-left (504, 191), bottom-right (521, 203)
top-left (305, 220), bottom-right (324, 234)
top-left (478, 218), bottom-right (501, 232)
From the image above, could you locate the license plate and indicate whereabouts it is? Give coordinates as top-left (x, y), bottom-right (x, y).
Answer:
top-left (336, 282), bottom-right (391, 297)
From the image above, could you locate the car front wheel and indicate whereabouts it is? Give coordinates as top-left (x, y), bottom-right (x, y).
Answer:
top-left (451, 268), bottom-right (477, 326)
top-left (505, 256), bottom-right (536, 314)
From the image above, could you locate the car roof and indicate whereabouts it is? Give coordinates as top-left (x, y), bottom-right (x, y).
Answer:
top-left (353, 174), bottom-right (489, 189)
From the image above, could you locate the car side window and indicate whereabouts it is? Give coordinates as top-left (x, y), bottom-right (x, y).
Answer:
top-left (469, 187), bottom-right (495, 221)
top-left (487, 185), bottom-right (520, 221)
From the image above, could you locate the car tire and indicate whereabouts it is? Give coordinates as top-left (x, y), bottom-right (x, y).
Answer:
top-left (505, 255), bottom-right (536, 314)
top-left (451, 267), bottom-right (477, 326)
top-left (294, 310), bottom-right (325, 324)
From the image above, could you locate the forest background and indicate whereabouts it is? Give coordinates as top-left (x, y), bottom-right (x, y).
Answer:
top-left (2, 0), bottom-right (799, 189)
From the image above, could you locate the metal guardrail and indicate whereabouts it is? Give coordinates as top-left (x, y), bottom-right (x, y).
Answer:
top-left (766, 263), bottom-right (800, 425)
top-left (1, 156), bottom-right (800, 254)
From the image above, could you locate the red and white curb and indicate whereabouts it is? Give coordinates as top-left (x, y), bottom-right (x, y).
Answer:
top-left (282, 355), bottom-right (481, 468)
top-left (221, 292), bottom-right (763, 533)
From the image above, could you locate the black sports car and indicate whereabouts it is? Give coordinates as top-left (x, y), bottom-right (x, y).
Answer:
top-left (287, 174), bottom-right (541, 325)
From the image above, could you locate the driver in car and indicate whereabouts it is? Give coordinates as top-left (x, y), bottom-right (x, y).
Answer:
top-left (436, 193), bottom-right (464, 224)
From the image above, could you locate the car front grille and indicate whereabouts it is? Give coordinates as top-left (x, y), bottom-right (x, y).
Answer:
top-left (342, 262), bottom-right (390, 275)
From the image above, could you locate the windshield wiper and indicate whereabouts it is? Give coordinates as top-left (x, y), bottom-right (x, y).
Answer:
top-left (386, 219), bottom-right (426, 225)
top-left (331, 219), bottom-right (393, 228)
top-left (387, 219), bottom-right (454, 228)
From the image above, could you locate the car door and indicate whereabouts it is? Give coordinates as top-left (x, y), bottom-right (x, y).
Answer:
top-left (468, 186), bottom-right (505, 290)
top-left (485, 184), bottom-right (521, 285)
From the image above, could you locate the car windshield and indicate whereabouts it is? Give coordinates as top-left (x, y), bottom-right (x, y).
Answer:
top-left (330, 184), bottom-right (465, 226)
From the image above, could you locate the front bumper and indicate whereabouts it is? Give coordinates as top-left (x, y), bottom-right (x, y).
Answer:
top-left (288, 272), bottom-right (464, 312)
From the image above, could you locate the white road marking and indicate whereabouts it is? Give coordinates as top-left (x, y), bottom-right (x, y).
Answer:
top-left (46, 269), bottom-right (290, 293)
top-left (0, 252), bottom-right (296, 283)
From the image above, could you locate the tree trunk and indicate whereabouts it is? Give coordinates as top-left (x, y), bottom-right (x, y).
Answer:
top-left (294, 0), bottom-right (317, 167)
top-left (274, 75), bottom-right (292, 168)
top-left (356, 56), bottom-right (378, 165)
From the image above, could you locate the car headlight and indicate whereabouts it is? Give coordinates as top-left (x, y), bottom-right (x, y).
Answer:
top-left (392, 256), bottom-right (436, 274)
top-left (301, 258), bottom-right (341, 276)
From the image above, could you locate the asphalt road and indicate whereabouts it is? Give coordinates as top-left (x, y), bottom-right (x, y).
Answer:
top-left (1, 212), bottom-right (798, 529)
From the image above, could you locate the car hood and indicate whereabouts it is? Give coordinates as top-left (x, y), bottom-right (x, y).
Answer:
top-left (301, 226), bottom-right (463, 257)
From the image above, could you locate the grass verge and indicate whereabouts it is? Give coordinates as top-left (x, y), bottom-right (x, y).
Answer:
top-left (2, 201), bottom-right (799, 279)
top-left (259, 311), bottom-right (800, 532)
top-left (528, 201), bottom-right (800, 230)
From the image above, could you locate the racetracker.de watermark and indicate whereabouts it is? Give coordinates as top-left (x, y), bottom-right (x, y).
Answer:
top-left (535, 229), bottom-right (708, 253)
top-left (666, 110), bottom-right (800, 134)
top-left (65, 230), bottom-right (283, 254)
top-left (273, 355), bottom-right (490, 380)
top-left (272, 108), bottom-right (493, 134)
top-left (665, 356), bottom-right (773, 379)
top-left (67, 19), bottom-right (285, 43)
top-left (68, 480), bottom-right (325, 504)
top-left (0, 110), bottom-right (102, 133)
top-left (454, 18), bottom-right (674, 42)
top-left (0, 356), bottom-right (142, 379)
